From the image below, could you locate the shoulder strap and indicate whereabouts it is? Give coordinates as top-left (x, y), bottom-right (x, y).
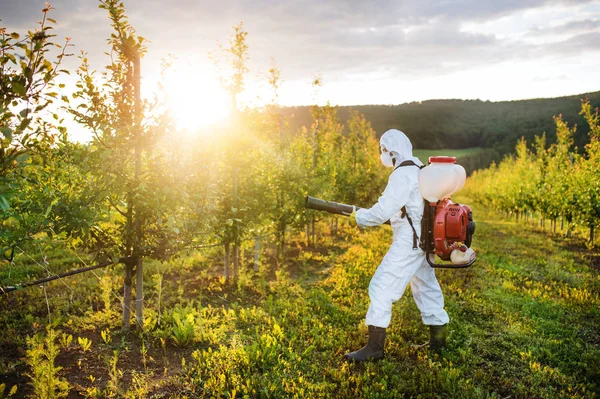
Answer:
top-left (395, 160), bottom-right (424, 250)
top-left (394, 160), bottom-right (425, 171)
top-left (401, 206), bottom-right (419, 250)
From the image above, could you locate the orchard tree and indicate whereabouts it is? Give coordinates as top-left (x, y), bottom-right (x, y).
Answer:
top-left (466, 100), bottom-right (600, 246)
top-left (208, 22), bottom-right (252, 280)
top-left (336, 111), bottom-right (384, 207)
top-left (69, 0), bottom-right (186, 329)
top-left (546, 116), bottom-right (577, 232)
top-left (573, 101), bottom-right (600, 244)
top-left (0, 5), bottom-right (73, 261)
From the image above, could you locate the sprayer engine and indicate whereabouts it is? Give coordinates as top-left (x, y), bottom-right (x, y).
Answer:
top-left (432, 199), bottom-right (475, 260)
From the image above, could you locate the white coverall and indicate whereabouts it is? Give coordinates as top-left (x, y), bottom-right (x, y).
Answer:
top-left (355, 129), bottom-right (449, 329)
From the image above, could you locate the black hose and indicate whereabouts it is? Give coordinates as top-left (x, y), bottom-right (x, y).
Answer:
top-left (1, 260), bottom-right (115, 295)
top-left (305, 196), bottom-right (391, 225)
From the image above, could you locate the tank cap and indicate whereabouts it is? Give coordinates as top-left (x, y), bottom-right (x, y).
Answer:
top-left (429, 156), bottom-right (456, 164)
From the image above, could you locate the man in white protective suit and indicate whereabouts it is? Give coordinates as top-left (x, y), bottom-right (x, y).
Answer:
top-left (344, 129), bottom-right (449, 362)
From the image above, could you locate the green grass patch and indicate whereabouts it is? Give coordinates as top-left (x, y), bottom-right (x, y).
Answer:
top-left (1, 203), bottom-right (599, 397)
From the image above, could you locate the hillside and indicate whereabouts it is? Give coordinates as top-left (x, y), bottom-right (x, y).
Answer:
top-left (281, 91), bottom-right (600, 155)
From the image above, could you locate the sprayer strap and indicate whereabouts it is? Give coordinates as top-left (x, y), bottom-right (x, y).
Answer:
top-left (395, 160), bottom-right (424, 249)
top-left (401, 206), bottom-right (419, 250)
top-left (394, 160), bottom-right (422, 171)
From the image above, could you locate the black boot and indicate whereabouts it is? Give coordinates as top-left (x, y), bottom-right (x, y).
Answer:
top-left (344, 326), bottom-right (386, 362)
top-left (413, 324), bottom-right (447, 352)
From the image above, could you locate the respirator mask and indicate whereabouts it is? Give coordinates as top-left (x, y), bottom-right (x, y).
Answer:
top-left (380, 148), bottom-right (394, 168)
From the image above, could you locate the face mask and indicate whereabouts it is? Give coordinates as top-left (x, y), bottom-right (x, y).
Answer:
top-left (380, 152), bottom-right (394, 168)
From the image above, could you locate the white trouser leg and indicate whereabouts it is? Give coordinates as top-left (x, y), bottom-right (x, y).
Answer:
top-left (365, 240), bottom-right (424, 328)
top-left (410, 258), bottom-right (449, 326)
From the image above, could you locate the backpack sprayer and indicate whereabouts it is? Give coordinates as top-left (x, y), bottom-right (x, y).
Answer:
top-left (305, 156), bottom-right (476, 269)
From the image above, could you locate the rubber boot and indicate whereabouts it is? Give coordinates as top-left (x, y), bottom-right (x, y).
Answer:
top-left (344, 326), bottom-right (386, 362)
top-left (412, 324), bottom-right (447, 352)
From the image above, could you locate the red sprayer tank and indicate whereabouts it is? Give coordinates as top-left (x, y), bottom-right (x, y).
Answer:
top-left (419, 156), bottom-right (476, 268)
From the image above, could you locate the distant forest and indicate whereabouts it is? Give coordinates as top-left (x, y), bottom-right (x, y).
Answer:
top-left (282, 91), bottom-right (600, 171)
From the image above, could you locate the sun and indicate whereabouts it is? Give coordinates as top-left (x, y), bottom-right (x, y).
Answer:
top-left (163, 60), bottom-right (231, 131)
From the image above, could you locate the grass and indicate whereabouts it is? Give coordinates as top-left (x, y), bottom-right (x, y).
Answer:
top-left (413, 148), bottom-right (483, 164)
top-left (0, 200), bottom-right (599, 397)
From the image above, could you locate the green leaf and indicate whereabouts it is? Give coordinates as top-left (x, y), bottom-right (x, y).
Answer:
top-left (1, 126), bottom-right (11, 139)
top-left (10, 32), bottom-right (19, 40)
top-left (12, 82), bottom-right (26, 96)
top-left (0, 195), bottom-right (9, 211)
top-left (16, 154), bottom-right (30, 163)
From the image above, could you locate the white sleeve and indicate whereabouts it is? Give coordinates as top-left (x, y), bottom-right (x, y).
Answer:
top-left (355, 171), bottom-right (411, 227)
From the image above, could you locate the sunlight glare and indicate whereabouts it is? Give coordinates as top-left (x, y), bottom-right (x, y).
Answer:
top-left (164, 61), bottom-right (230, 131)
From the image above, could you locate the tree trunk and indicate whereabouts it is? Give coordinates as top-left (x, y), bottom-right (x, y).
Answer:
top-left (561, 216), bottom-right (564, 231)
top-left (129, 51), bottom-right (144, 330)
top-left (278, 228), bottom-right (286, 262)
top-left (591, 224), bottom-right (595, 246)
top-left (305, 223), bottom-right (310, 247)
top-left (135, 257), bottom-right (143, 328)
top-left (240, 244), bottom-right (245, 270)
top-left (312, 124), bottom-right (318, 170)
top-left (224, 242), bottom-right (230, 281)
top-left (122, 261), bottom-right (133, 331)
top-left (253, 237), bottom-right (260, 272)
top-left (233, 169), bottom-right (239, 281)
top-left (233, 243), bottom-right (239, 281)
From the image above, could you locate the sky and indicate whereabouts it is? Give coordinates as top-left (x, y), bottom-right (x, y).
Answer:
top-left (2, 0), bottom-right (600, 121)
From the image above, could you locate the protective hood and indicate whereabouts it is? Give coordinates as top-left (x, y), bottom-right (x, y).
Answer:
top-left (380, 129), bottom-right (423, 167)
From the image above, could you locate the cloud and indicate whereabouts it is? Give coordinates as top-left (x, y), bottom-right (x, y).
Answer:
top-left (552, 31), bottom-right (600, 53)
top-left (1, 0), bottom-right (599, 104)
top-left (528, 18), bottom-right (600, 36)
